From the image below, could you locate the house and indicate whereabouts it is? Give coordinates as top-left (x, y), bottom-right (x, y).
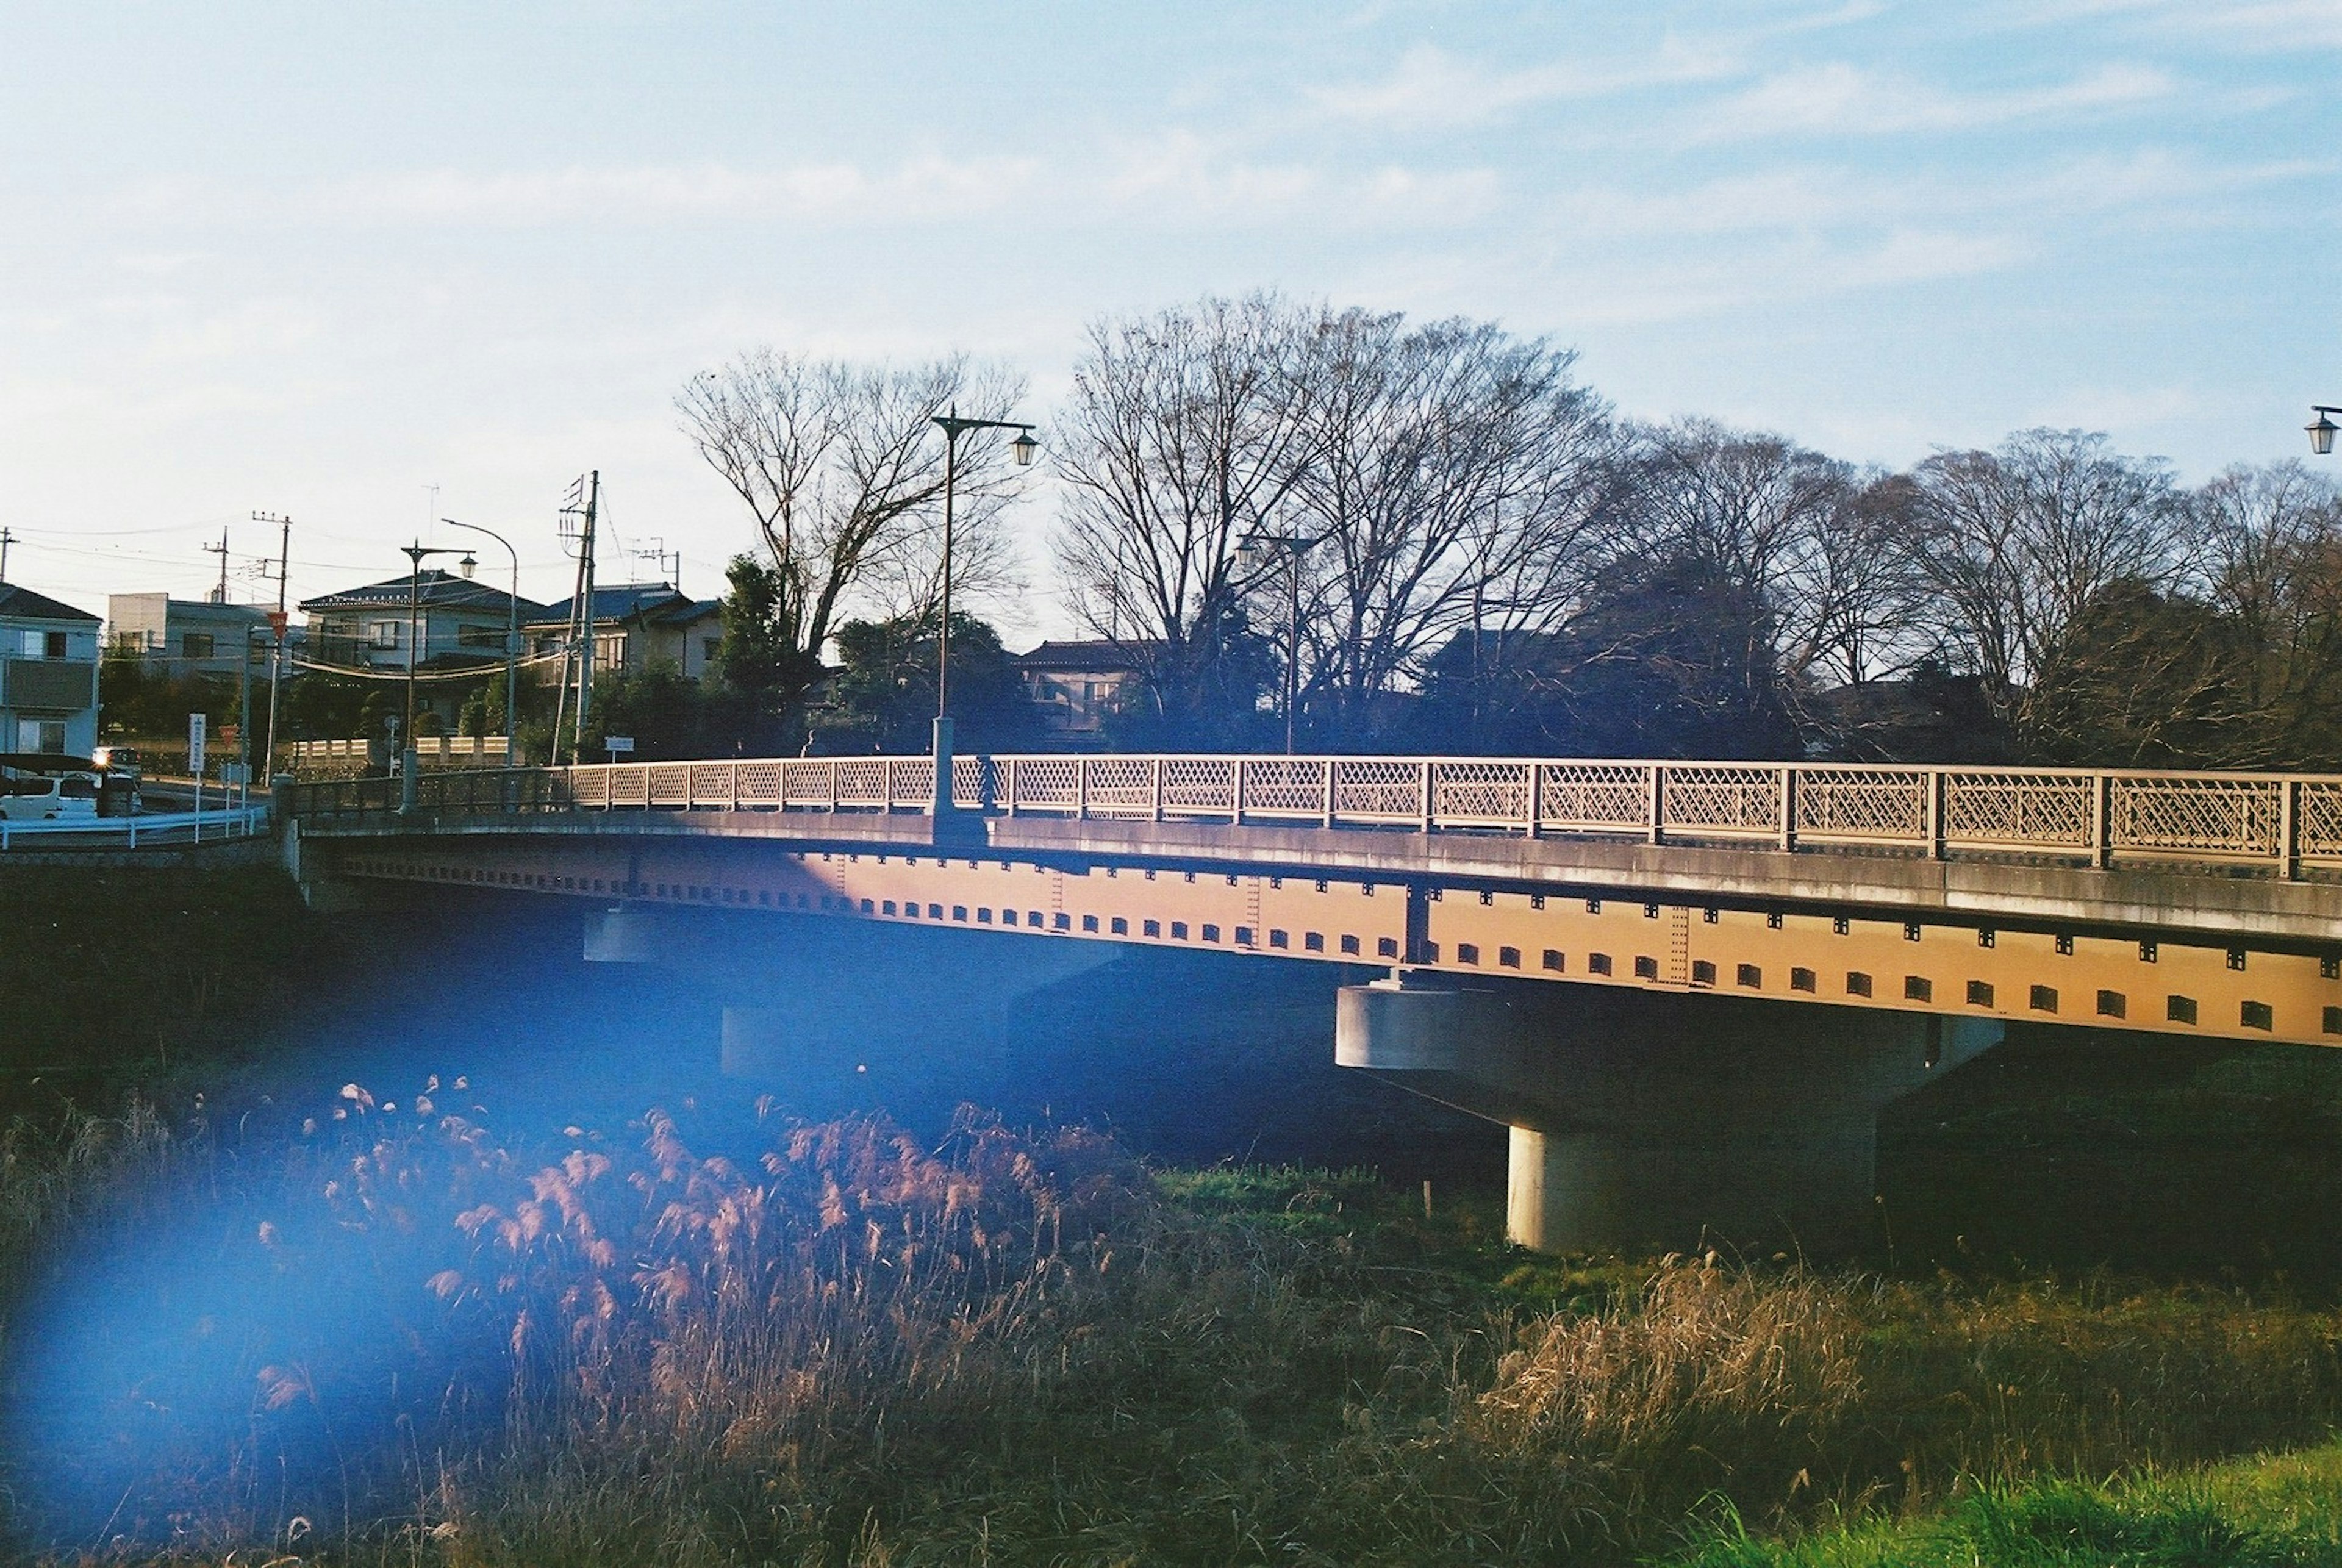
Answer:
top-left (1014, 640), bottom-right (1152, 744)
top-left (526, 583), bottom-right (725, 684)
top-left (0, 584), bottom-right (102, 756)
top-left (106, 593), bottom-right (270, 681)
top-left (299, 570), bottom-right (545, 674)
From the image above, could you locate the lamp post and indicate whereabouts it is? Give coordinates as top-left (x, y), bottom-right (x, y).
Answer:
top-left (2309, 407), bottom-right (2340, 457)
top-left (443, 518), bottom-right (520, 766)
top-left (1237, 532), bottom-right (1320, 754)
top-left (399, 541), bottom-right (467, 806)
top-left (926, 408), bottom-right (1037, 821)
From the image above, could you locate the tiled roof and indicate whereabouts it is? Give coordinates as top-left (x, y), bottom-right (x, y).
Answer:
top-left (528, 582), bottom-right (689, 626)
top-left (299, 570), bottom-right (545, 617)
top-left (0, 584), bottom-right (100, 623)
top-left (1014, 639), bottom-right (1156, 673)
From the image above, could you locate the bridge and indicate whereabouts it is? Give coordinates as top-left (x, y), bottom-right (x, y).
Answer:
top-left (285, 751), bottom-right (2342, 1254)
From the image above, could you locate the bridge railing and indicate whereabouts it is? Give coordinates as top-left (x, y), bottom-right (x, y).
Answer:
top-left (284, 754), bottom-right (2342, 881)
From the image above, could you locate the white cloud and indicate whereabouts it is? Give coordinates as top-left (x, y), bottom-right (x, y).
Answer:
top-left (1691, 60), bottom-right (2174, 141)
top-left (1306, 39), bottom-right (1739, 130)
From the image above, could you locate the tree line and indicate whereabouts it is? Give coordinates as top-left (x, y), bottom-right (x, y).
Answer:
top-left (119, 293), bottom-right (2328, 770)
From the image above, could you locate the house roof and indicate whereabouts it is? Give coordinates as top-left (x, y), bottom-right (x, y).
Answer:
top-left (1014, 639), bottom-right (1156, 674)
top-left (299, 570), bottom-right (545, 618)
top-left (526, 582), bottom-right (689, 627)
top-left (0, 584), bottom-right (100, 623)
top-left (647, 596), bottom-right (723, 626)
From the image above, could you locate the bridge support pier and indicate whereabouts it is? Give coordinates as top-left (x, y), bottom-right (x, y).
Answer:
top-left (1338, 974), bottom-right (2000, 1255)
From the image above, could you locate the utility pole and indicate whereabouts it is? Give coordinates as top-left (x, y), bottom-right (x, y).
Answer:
top-left (0, 526), bottom-right (14, 582)
top-left (254, 512), bottom-right (290, 781)
top-left (553, 471), bottom-right (599, 766)
top-left (205, 530), bottom-right (231, 603)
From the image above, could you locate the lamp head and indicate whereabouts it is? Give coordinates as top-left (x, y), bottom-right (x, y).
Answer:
top-left (459, 553), bottom-right (478, 579)
top-left (1011, 429), bottom-right (1039, 467)
top-left (2310, 409), bottom-right (2338, 457)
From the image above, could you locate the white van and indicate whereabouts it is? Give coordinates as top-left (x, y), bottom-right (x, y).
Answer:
top-left (0, 771), bottom-right (101, 822)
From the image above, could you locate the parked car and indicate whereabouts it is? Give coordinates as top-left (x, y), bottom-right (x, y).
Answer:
top-left (0, 771), bottom-right (100, 822)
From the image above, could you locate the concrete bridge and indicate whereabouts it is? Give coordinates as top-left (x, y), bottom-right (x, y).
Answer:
top-left (285, 752), bottom-right (2342, 1254)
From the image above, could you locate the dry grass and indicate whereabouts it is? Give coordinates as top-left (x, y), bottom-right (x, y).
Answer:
top-left (0, 1093), bottom-right (2337, 1567)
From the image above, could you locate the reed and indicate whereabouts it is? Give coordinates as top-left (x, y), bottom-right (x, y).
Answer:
top-left (1, 1093), bottom-right (2337, 1566)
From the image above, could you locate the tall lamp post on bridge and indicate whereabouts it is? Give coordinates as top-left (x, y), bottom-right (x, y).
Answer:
top-left (2309, 406), bottom-right (2340, 456)
top-left (927, 407), bottom-right (1037, 823)
top-left (399, 541), bottom-right (468, 808)
top-left (1237, 532), bottom-right (1320, 754)
top-left (443, 518), bottom-right (520, 767)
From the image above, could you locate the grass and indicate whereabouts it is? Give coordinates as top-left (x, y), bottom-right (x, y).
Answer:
top-left (1666, 1445), bottom-right (2342, 1567)
top-left (0, 1092), bottom-right (2338, 1566)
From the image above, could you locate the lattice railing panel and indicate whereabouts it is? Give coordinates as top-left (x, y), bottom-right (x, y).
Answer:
top-left (645, 764), bottom-right (689, 807)
top-left (1435, 761), bottom-right (1530, 826)
top-left (570, 768), bottom-right (611, 809)
top-left (833, 759), bottom-right (887, 807)
top-left (1085, 757), bottom-right (1156, 815)
top-left (1536, 764), bottom-right (1648, 832)
top-left (1245, 759), bottom-right (1328, 815)
top-left (609, 766), bottom-right (650, 808)
top-left (2302, 782), bottom-right (2342, 859)
top-left (1944, 772), bottom-right (2091, 847)
top-left (2113, 777), bottom-right (2281, 857)
top-left (732, 762), bottom-right (779, 806)
top-left (888, 758), bottom-right (934, 807)
top-left (687, 763), bottom-right (736, 807)
top-left (1162, 757), bottom-right (1236, 815)
top-left (1333, 759), bottom-right (1423, 822)
top-left (1665, 766), bottom-right (1780, 835)
top-left (1797, 770), bottom-right (1925, 841)
top-left (952, 756), bottom-right (988, 811)
top-left (1012, 757), bottom-right (1081, 811)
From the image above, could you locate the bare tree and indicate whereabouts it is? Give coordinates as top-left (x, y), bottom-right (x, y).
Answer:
top-left (1908, 428), bottom-right (2191, 734)
top-left (1053, 295), bottom-right (1322, 739)
top-left (1284, 309), bottom-right (1613, 745)
top-left (677, 347), bottom-right (1027, 714)
top-left (2195, 459), bottom-right (2342, 765)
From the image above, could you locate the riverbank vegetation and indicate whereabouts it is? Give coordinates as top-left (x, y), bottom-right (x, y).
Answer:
top-left (0, 1086), bottom-right (2338, 1566)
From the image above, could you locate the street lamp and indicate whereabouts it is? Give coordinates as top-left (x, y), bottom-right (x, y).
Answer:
top-left (2309, 406), bottom-right (2340, 457)
top-left (1237, 532), bottom-right (1320, 754)
top-left (926, 406), bottom-right (1037, 823)
top-left (399, 541), bottom-right (467, 803)
top-left (443, 518), bottom-right (520, 767)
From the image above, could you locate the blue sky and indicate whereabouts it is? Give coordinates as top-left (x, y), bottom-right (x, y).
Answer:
top-left (1, 1), bottom-right (2334, 640)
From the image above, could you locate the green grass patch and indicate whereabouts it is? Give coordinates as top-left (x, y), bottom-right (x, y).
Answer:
top-left (1668, 1444), bottom-right (2342, 1568)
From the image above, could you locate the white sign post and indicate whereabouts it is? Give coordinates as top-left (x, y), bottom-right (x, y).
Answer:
top-left (188, 713), bottom-right (207, 843)
top-left (603, 735), bottom-right (636, 764)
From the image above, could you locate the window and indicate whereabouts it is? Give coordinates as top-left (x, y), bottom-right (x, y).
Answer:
top-left (181, 631), bottom-right (215, 660)
top-left (1905, 976), bottom-right (1933, 1002)
top-left (1691, 959), bottom-right (1716, 986)
top-left (458, 624), bottom-right (506, 649)
top-left (1966, 980), bottom-right (1994, 1008)
top-left (1377, 936), bottom-right (1399, 958)
top-left (1498, 946), bottom-right (1519, 968)
top-left (1143, 919), bottom-right (1161, 937)
top-left (43, 630), bottom-right (67, 658)
top-left (1738, 964), bottom-right (1763, 989)
top-left (701, 637), bottom-right (722, 666)
top-left (1633, 955), bottom-right (1658, 979)
top-left (1456, 943), bottom-right (1480, 965)
top-left (1542, 949), bottom-right (1565, 972)
top-left (1847, 972), bottom-right (1873, 997)
top-left (2030, 985), bottom-right (2058, 1013)
top-left (1305, 932), bottom-right (1324, 952)
top-left (2241, 1000), bottom-right (2274, 1031)
top-left (1791, 967), bottom-right (1816, 993)
top-left (15, 718), bottom-right (65, 753)
top-left (1589, 952), bottom-right (1613, 975)
top-left (2166, 994), bottom-right (2197, 1025)
top-left (2097, 990), bottom-right (2127, 1018)
top-left (593, 632), bottom-right (628, 672)
top-left (368, 620), bottom-right (403, 649)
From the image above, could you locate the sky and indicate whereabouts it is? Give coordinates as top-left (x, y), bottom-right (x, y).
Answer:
top-left (0, 1), bottom-right (2335, 643)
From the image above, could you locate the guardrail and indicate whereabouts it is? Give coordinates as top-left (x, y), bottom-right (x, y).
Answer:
top-left (281, 754), bottom-right (2342, 882)
top-left (0, 803), bottom-right (271, 851)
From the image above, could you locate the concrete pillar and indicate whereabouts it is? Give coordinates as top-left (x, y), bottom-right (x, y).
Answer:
top-left (1338, 974), bottom-right (2000, 1255)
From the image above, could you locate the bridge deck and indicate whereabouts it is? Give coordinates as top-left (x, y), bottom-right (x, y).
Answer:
top-left (288, 753), bottom-right (2342, 1048)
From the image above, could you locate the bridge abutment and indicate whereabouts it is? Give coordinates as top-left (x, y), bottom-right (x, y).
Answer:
top-left (1338, 975), bottom-right (2000, 1255)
